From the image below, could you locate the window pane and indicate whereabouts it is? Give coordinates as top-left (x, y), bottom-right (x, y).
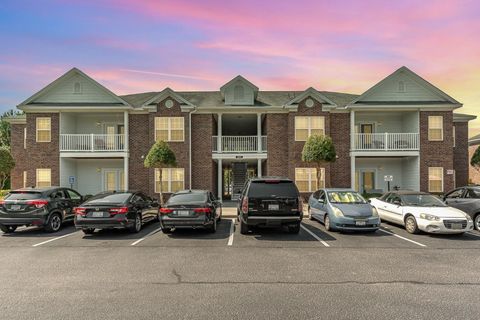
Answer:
top-left (170, 117), bottom-right (184, 129)
top-left (429, 181), bottom-right (442, 192)
top-left (428, 116), bottom-right (442, 129)
top-left (310, 129), bottom-right (324, 136)
top-left (310, 117), bottom-right (324, 129)
top-left (36, 169), bottom-right (51, 187)
top-left (171, 169), bottom-right (184, 181)
top-left (155, 117), bottom-right (168, 129)
top-left (37, 130), bottom-right (51, 142)
top-left (429, 129), bottom-right (442, 140)
top-left (37, 118), bottom-right (51, 130)
top-left (295, 117), bottom-right (308, 129)
top-left (295, 129), bottom-right (309, 141)
top-left (170, 130), bottom-right (184, 141)
top-left (171, 181), bottom-right (184, 193)
top-left (428, 167), bottom-right (443, 192)
top-left (155, 130), bottom-right (168, 142)
top-left (161, 181), bottom-right (169, 192)
top-left (295, 168), bottom-right (308, 180)
top-left (296, 181), bottom-right (309, 193)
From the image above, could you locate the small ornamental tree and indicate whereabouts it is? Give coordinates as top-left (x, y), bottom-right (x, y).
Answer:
top-left (301, 135), bottom-right (336, 188)
top-left (471, 146), bottom-right (480, 173)
top-left (144, 140), bottom-right (176, 204)
top-left (0, 148), bottom-right (15, 190)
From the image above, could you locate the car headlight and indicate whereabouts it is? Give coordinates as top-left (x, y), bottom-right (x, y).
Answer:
top-left (332, 206), bottom-right (344, 217)
top-left (419, 213), bottom-right (440, 221)
top-left (464, 214), bottom-right (473, 222)
top-left (371, 207), bottom-right (378, 217)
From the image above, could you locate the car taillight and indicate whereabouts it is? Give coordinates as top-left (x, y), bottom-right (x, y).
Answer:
top-left (109, 207), bottom-right (129, 215)
top-left (298, 197), bottom-right (303, 212)
top-left (159, 208), bottom-right (173, 215)
top-left (194, 208), bottom-right (211, 213)
top-left (0, 200), bottom-right (5, 206)
top-left (26, 200), bottom-right (49, 208)
top-left (74, 207), bottom-right (86, 216)
top-left (241, 197), bottom-right (249, 214)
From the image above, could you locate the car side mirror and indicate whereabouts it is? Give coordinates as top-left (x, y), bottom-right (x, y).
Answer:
top-left (318, 199), bottom-right (324, 204)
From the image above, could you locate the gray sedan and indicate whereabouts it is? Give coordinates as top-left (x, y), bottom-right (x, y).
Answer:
top-left (444, 186), bottom-right (480, 230)
top-left (308, 188), bottom-right (380, 232)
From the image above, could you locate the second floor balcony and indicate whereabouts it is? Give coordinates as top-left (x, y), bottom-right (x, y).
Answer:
top-left (353, 132), bottom-right (419, 151)
top-left (60, 134), bottom-right (126, 152)
top-left (212, 136), bottom-right (267, 153)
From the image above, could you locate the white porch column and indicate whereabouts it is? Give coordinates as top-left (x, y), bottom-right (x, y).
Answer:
top-left (350, 110), bottom-right (355, 151)
top-left (257, 113), bottom-right (262, 152)
top-left (217, 159), bottom-right (223, 200)
top-left (217, 113), bottom-right (222, 153)
top-left (123, 111), bottom-right (129, 190)
top-left (257, 159), bottom-right (262, 177)
top-left (351, 155), bottom-right (356, 191)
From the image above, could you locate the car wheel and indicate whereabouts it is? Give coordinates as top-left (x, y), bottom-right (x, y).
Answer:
top-left (308, 207), bottom-right (314, 220)
top-left (324, 214), bottom-right (332, 232)
top-left (0, 225), bottom-right (17, 233)
top-left (82, 228), bottom-right (95, 235)
top-left (405, 215), bottom-right (419, 234)
top-left (45, 213), bottom-right (62, 233)
top-left (162, 227), bottom-right (172, 234)
top-left (288, 223), bottom-right (301, 234)
top-left (240, 218), bottom-right (249, 235)
top-left (129, 213), bottom-right (142, 233)
top-left (209, 217), bottom-right (217, 233)
top-left (474, 214), bottom-right (480, 231)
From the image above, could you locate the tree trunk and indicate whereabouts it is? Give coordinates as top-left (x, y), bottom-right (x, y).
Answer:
top-left (317, 162), bottom-right (325, 188)
top-left (158, 168), bottom-right (164, 205)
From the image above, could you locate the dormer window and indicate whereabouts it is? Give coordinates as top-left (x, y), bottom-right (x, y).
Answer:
top-left (398, 81), bottom-right (405, 93)
top-left (73, 82), bottom-right (82, 94)
top-left (234, 85), bottom-right (244, 101)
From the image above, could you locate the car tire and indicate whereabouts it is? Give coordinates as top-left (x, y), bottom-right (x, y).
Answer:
top-left (162, 227), bottom-right (172, 234)
top-left (474, 214), bottom-right (480, 231)
top-left (324, 214), bottom-right (333, 232)
top-left (44, 213), bottom-right (62, 233)
top-left (308, 207), bottom-right (314, 220)
top-left (240, 218), bottom-right (249, 235)
top-left (208, 217), bottom-right (217, 233)
top-left (0, 225), bottom-right (17, 233)
top-left (82, 228), bottom-right (95, 235)
top-left (288, 223), bottom-right (301, 234)
top-left (129, 213), bottom-right (142, 233)
top-left (405, 215), bottom-right (419, 234)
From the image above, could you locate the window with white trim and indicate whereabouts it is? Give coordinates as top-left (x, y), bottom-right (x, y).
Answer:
top-left (155, 168), bottom-right (184, 193)
top-left (36, 117), bottom-right (51, 142)
top-left (428, 116), bottom-right (443, 141)
top-left (428, 167), bottom-right (443, 193)
top-left (36, 169), bottom-right (51, 188)
top-left (155, 117), bottom-right (184, 142)
top-left (295, 116), bottom-right (325, 141)
top-left (295, 168), bottom-right (325, 192)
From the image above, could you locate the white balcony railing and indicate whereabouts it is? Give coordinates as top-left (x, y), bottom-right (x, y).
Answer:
top-left (353, 133), bottom-right (419, 151)
top-left (212, 136), bottom-right (267, 153)
top-left (60, 134), bottom-right (126, 152)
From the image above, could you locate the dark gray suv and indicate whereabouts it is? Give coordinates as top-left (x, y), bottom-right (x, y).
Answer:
top-left (444, 186), bottom-right (480, 230)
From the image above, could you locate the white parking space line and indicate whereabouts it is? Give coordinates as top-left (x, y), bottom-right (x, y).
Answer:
top-left (32, 231), bottom-right (79, 247)
top-left (227, 219), bottom-right (235, 246)
top-left (300, 225), bottom-right (330, 247)
top-left (467, 231), bottom-right (480, 238)
top-left (130, 227), bottom-right (163, 246)
top-left (378, 229), bottom-right (426, 247)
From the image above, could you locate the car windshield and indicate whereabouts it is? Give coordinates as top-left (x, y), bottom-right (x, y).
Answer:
top-left (85, 193), bottom-right (131, 205)
top-left (248, 181), bottom-right (299, 198)
top-left (401, 194), bottom-right (446, 207)
top-left (4, 191), bottom-right (43, 200)
top-left (328, 191), bottom-right (367, 204)
top-left (167, 193), bottom-right (207, 204)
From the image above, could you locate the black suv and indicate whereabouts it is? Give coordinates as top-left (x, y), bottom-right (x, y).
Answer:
top-left (0, 187), bottom-right (83, 233)
top-left (237, 177), bottom-right (303, 234)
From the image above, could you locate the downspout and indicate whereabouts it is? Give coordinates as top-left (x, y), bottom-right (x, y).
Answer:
top-left (189, 106), bottom-right (198, 190)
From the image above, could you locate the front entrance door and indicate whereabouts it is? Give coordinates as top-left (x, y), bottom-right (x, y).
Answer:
top-left (360, 124), bottom-right (374, 147)
top-left (356, 170), bottom-right (376, 194)
top-left (103, 169), bottom-right (125, 191)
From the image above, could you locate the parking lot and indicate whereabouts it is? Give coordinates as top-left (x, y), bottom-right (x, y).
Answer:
top-left (1, 217), bottom-right (480, 319)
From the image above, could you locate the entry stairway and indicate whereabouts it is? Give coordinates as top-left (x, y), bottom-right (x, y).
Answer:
top-left (231, 162), bottom-right (248, 201)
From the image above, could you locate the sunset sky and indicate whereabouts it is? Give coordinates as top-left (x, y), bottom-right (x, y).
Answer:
top-left (1, 0), bottom-right (479, 135)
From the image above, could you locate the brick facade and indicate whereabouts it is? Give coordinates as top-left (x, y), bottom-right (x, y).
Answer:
top-left (329, 112), bottom-right (351, 188)
top-left (453, 122), bottom-right (469, 187)
top-left (419, 111), bottom-right (454, 193)
top-left (191, 114), bottom-right (214, 191)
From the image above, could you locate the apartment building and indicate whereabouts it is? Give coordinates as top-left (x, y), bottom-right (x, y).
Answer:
top-left (8, 66), bottom-right (475, 200)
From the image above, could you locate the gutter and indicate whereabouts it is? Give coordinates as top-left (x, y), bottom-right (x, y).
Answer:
top-left (189, 106), bottom-right (198, 189)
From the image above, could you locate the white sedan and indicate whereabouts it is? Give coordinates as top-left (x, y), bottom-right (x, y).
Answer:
top-left (370, 191), bottom-right (474, 234)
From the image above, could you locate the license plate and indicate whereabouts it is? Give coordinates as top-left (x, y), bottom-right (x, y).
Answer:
top-left (268, 204), bottom-right (280, 211)
top-left (451, 223), bottom-right (463, 229)
top-left (355, 221), bottom-right (366, 226)
top-left (92, 211), bottom-right (104, 218)
top-left (177, 210), bottom-right (190, 216)
top-left (10, 205), bottom-right (21, 211)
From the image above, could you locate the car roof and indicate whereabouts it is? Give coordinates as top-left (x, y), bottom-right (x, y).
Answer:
top-left (174, 189), bottom-right (208, 194)
top-left (12, 187), bottom-right (61, 192)
top-left (249, 176), bottom-right (292, 182)
top-left (322, 188), bottom-right (355, 192)
top-left (389, 190), bottom-right (430, 195)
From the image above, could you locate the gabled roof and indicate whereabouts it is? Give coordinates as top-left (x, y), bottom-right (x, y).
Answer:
top-left (141, 87), bottom-right (195, 108)
top-left (220, 75), bottom-right (259, 97)
top-left (18, 67), bottom-right (130, 107)
top-left (284, 87), bottom-right (337, 106)
top-left (349, 66), bottom-right (461, 107)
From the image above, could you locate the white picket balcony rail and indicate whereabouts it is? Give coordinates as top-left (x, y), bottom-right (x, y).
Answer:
top-left (60, 134), bottom-right (126, 152)
top-left (353, 133), bottom-right (419, 151)
top-left (212, 136), bottom-right (267, 153)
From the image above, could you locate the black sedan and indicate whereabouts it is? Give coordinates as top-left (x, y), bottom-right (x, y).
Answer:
top-left (444, 186), bottom-right (480, 230)
top-left (0, 187), bottom-right (83, 233)
top-left (159, 190), bottom-right (222, 233)
top-left (74, 191), bottom-right (159, 234)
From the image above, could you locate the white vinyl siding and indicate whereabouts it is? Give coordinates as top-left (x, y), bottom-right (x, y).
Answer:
top-left (428, 167), bottom-right (443, 193)
top-left (36, 117), bottom-right (51, 142)
top-left (295, 168), bottom-right (324, 192)
top-left (155, 117), bottom-right (184, 142)
top-left (428, 116), bottom-right (443, 141)
top-left (36, 169), bottom-right (51, 188)
top-left (295, 116), bottom-right (325, 141)
top-left (155, 168), bottom-right (184, 193)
